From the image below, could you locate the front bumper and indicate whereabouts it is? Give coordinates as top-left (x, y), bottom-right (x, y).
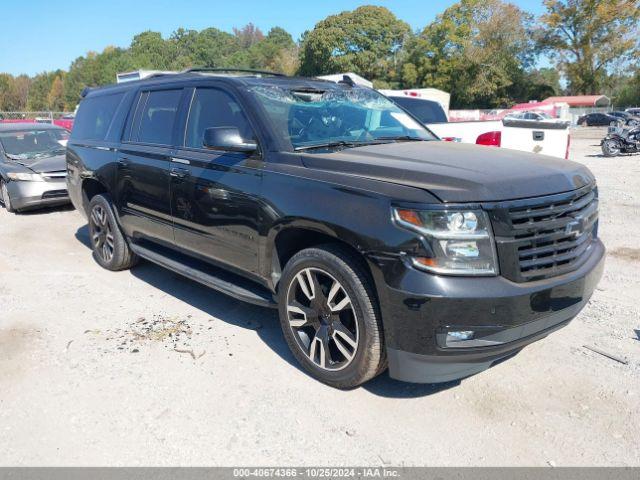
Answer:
top-left (6, 178), bottom-right (69, 211)
top-left (369, 238), bottom-right (605, 383)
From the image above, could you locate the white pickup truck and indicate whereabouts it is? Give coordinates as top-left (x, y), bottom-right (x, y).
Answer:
top-left (382, 92), bottom-right (571, 159)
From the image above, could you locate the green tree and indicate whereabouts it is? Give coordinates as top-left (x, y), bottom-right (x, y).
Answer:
top-left (537, 0), bottom-right (640, 94)
top-left (27, 71), bottom-right (65, 110)
top-left (47, 75), bottom-right (66, 111)
top-left (523, 67), bottom-right (563, 100)
top-left (0, 74), bottom-right (29, 110)
top-left (298, 6), bottom-right (410, 80)
top-left (190, 28), bottom-right (242, 67)
top-left (129, 31), bottom-right (173, 70)
top-left (610, 69), bottom-right (640, 107)
top-left (400, 0), bottom-right (535, 108)
top-left (249, 27), bottom-right (298, 72)
top-left (233, 23), bottom-right (264, 49)
top-left (63, 46), bottom-right (133, 109)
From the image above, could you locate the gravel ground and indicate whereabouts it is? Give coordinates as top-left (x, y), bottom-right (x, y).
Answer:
top-left (0, 128), bottom-right (638, 466)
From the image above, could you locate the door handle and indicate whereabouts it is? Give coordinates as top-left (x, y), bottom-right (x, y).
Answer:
top-left (170, 167), bottom-right (190, 179)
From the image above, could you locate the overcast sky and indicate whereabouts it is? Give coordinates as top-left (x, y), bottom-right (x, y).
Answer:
top-left (0, 0), bottom-right (546, 76)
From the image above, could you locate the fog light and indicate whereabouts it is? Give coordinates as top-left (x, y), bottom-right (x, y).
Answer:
top-left (446, 330), bottom-right (475, 343)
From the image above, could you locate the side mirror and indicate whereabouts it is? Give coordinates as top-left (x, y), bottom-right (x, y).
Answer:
top-left (203, 127), bottom-right (257, 153)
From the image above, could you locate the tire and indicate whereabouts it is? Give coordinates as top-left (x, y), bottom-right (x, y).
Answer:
top-left (278, 244), bottom-right (386, 389)
top-left (601, 139), bottom-right (621, 157)
top-left (88, 194), bottom-right (138, 271)
top-left (1, 180), bottom-right (16, 213)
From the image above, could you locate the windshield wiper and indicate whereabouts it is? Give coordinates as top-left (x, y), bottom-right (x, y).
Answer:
top-left (294, 140), bottom-right (378, 152)
top-left (374, 135), bottom-right (429, 142)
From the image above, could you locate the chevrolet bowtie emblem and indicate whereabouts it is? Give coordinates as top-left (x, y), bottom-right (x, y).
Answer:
top-left (565, 219), bottom-right (582, 236)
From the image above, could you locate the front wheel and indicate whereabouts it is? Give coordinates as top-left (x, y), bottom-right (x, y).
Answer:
top-left (0, 180), bottom-right (16, 213)
top-left (601, 138), bottom-right (621, 157)
top-left (278, 245), bottom-right (386, 389)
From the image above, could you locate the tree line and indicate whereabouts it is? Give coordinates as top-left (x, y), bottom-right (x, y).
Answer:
top-left (0, 0), bottom-right (638, 112)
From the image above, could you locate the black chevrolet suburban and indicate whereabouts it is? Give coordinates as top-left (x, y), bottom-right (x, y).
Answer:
top-left (67, 69), bottom-right (605, 388)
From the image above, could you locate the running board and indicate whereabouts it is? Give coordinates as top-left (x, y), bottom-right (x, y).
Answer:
top-left (130, 244), bottom-right (277, 308)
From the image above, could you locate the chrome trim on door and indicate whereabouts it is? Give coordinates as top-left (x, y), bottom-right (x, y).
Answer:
top-left (171, 157), bottom-right (191, 165)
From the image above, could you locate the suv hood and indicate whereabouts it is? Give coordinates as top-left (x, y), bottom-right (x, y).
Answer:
top-left (7, 154), bottom-right (66, 174)
top-left (299, 141), bottom-right (593, 203)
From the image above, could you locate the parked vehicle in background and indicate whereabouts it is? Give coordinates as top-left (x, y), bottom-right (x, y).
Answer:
top-left (577, 113), bottom-right (618, 126)
top-left (625, 108), bottom-right (640, 116)
top-left (0, 124), bottom-right (70, 213)
top-left (608, 111), bottom-right (640, 126)
top-left (385, 93), bottom-right (571, 159)
top-left (67, 69), bottom-right (604, 388)
top-left (54, 115), bottom-right (75, 131)
top-left (503, 111), bottom-right (561, 123)
top-left (388, 96), bottom-right (448, 124)
top-left (601, 122), bottom-right (640, 157)
top-left (0, 113), bottom-right (74, 131)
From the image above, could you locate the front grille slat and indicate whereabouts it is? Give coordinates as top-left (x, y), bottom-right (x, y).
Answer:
top-left (518, 230), bottom-right (591, 259)
top-left (509, 190), bottom-right (595, 222)
top-left (489, 184), bottom-right (599, 282)
top-left (42, 189), bottom-right (68, 199)
top-left (42, 170), bottom-right (67, 179)
top-left (519, 233), bottom-right (592, 269)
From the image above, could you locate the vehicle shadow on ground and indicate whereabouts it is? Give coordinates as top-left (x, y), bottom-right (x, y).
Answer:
top-left (15, 203), bottom-right (75, 216)
top-left (585, 152), bottom-right (638, 158)
top-left (75, 224), bottom-right (457, 398)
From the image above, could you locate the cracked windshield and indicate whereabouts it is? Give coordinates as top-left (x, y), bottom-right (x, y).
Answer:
top-left (250, 85), bottom-right (436, 151)
top-left (0, 129), bottom-right (68, 161)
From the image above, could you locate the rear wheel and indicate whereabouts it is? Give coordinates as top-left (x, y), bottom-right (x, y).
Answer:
top-left (88, 194), bottom-right (138, 271)
top-left (278, 245), bottom-right (386, 389)
top-left (0, 180), bottom-right (16, 213)
top-left (602, 139), bottom-right (621, 157)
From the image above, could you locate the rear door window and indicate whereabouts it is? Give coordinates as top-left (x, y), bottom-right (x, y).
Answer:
top-left (72, 92), bottom-right (125, 141)
top-left (134, 89), bottom-right (183, 146)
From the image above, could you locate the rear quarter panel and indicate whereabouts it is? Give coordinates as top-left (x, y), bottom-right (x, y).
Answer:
top-left (66, 89), bottom-right (135, 216)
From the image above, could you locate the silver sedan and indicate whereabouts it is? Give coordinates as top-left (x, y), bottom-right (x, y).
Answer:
top-left (0, 123), bottom-right (70, 213)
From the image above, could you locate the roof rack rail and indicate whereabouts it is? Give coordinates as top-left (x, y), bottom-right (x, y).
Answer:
top-left (181, 67), bottom-right (287, 77)
top-left (80, 86), bottom-right (95, 98)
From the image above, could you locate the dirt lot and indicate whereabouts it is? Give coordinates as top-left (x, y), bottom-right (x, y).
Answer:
top-left (0, 129), bottom-right (638, 466)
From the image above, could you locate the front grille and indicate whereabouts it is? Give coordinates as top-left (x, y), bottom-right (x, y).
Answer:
top-left (488, 184), bottom-right (599, 282)
top-left (42, 189), bottom-right (68, 199)
top-left (42, 170), bottom-right (67, 179)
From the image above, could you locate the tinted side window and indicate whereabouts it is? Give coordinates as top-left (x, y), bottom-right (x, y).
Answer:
top-left (72, 93), bottom-right (124, 141)
top-left (135, 89), bottom-right (182, 145)
top-left (391, 97), bottom-right (448, 124)
top-left (185, 88), bottom-right (254, 148)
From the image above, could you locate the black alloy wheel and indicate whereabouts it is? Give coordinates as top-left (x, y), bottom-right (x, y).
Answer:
top-left (285, 267), bottom-right (359, 371)
top-left (89, 204), bottom-right (115, 263)
top-left (278, 245), bottom-right (386, 388)
top-left (87, 194), bottom-right (138, 271)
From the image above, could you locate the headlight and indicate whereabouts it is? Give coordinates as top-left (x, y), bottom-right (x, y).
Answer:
top-left (393, 207), bottom-right (498, 276)
top-left (6, 172), bottom-right (44, 182)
